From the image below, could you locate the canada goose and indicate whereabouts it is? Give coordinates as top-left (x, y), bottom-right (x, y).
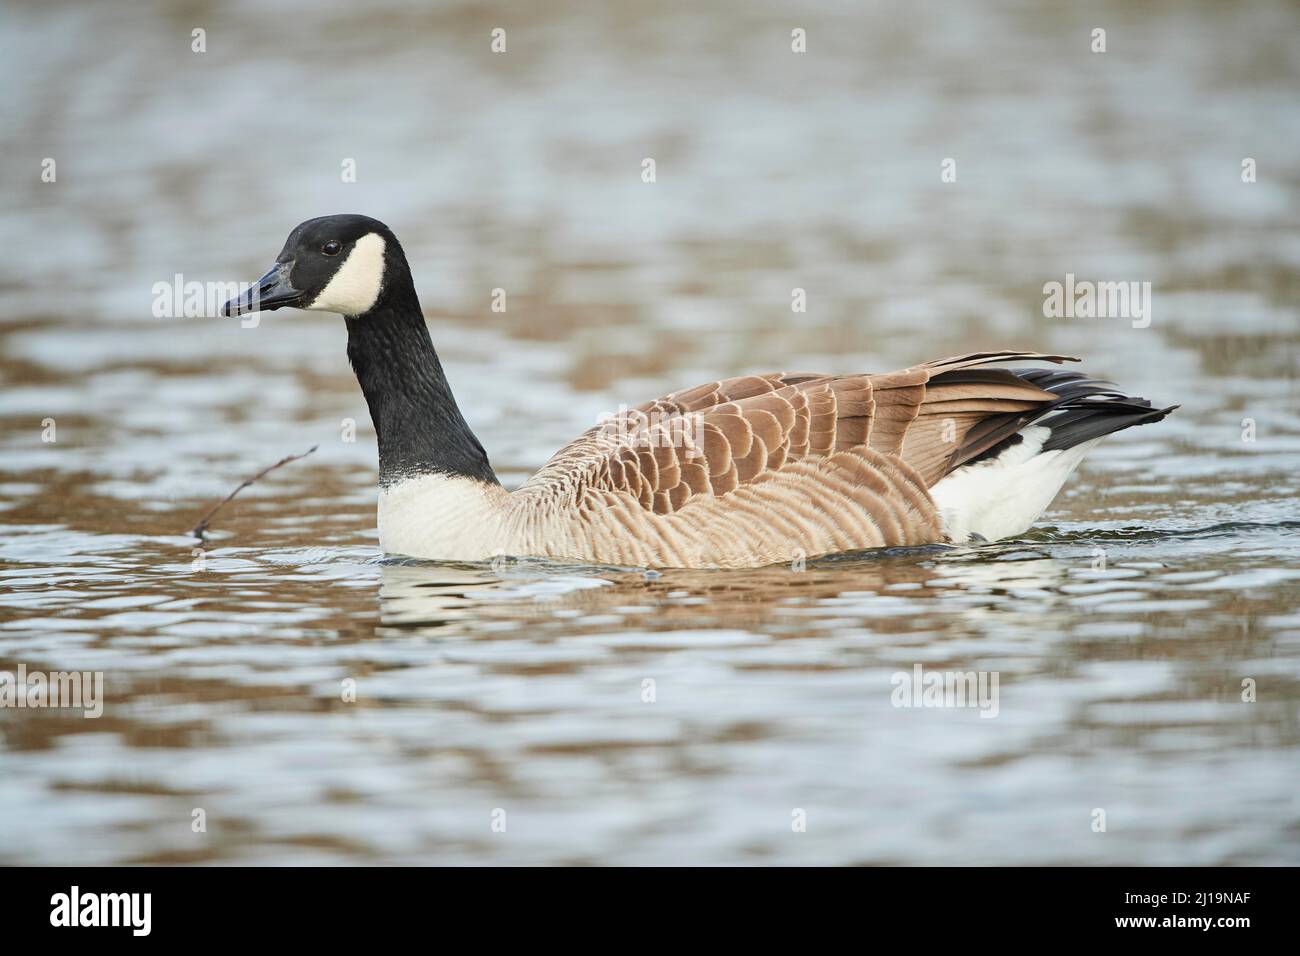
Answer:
top-left (224, 215), bottom-right (1176, 569)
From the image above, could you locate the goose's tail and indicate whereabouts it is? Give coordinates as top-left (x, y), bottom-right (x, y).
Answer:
top-left (928, 368), bottom-right (1177, 543)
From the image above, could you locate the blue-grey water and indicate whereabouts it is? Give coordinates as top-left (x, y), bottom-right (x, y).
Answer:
top-left (0, 0), bottom-right (1297, 864)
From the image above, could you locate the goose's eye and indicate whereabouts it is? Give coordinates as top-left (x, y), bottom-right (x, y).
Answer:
top-left (322, 240), bottom-right (342, 256)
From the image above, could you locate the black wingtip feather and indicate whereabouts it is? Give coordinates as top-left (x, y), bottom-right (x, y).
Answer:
top-left (959, 369), bottom-right (1177, 467)
top-left (1039, 399), bottom-right (1178, 452)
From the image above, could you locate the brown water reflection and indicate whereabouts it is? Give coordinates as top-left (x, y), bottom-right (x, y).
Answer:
top-left (1, 0), bottom-right (1298, 863)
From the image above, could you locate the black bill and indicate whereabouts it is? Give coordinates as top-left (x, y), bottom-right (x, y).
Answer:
top-left (223, 261), bottom-right (302, 316)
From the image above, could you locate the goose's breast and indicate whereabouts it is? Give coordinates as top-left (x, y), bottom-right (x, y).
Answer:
top-left (377, 474), bottom-right (510, 561)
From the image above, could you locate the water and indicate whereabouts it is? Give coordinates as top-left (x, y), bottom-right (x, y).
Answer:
top-left (1, 0), bottom-right (1298, 864)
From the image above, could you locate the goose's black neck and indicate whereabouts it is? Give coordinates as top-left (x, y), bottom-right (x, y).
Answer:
top-left (345, 273), bottom-right (497, 488)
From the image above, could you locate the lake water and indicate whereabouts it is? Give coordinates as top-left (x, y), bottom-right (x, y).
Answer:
top-left (1, 0), bottom-right (1297, 864)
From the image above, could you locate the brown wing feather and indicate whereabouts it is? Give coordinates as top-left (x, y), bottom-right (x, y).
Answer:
top-left (517, 350), bottom-right (1077, 515)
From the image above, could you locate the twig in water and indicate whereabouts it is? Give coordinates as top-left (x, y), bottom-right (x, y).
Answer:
top-left (189, 445), bottom-right (319, 539)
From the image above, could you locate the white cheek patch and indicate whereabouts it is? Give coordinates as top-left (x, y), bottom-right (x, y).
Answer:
top-left (307, 232), bottom-right (386, 315)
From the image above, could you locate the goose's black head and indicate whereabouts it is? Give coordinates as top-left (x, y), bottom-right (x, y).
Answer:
top-left (223, 214), bottom-right (412, 318)
top-left (223, 215), bottom-right (498, 487)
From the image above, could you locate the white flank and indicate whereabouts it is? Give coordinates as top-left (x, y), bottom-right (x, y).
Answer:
top-left (307, 232), bottom-right (386, 315)
top-left (377, 473), bottom-right (508, 560)
top-left (929, 425), bottom-right (1102, 544)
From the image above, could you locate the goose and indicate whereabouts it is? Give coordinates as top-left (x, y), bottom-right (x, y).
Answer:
top-left (223, 214), bottom-right (1176, 570)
